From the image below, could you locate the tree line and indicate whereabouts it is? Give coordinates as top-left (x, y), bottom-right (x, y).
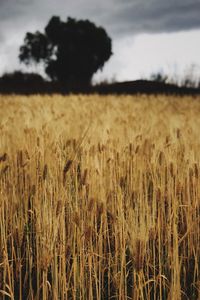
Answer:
top-left (0, 15), bottom-right (199, 93)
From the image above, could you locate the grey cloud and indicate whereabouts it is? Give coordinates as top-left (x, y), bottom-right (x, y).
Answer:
top-left (1, 0), bottom-right (200, 40)
top-left (103, 0), bottom-right (200, 35)
top-left (0, 0), bottom-right (200, 77)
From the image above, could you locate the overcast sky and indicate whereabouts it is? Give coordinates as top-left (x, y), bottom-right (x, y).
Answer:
top-left (0, 0), bottom-right (200, 82)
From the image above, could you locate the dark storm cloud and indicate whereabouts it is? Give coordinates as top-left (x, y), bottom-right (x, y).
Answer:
top-left (0, 0), bottom-right (200, 76)
top-left (0, 0), bottom-right (107, 46)
top-left (0, 0), bottom-right (200, 39)
top-left (108, 0), bottom-right (200, 34)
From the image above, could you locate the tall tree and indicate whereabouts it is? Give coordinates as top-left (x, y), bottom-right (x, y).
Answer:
top-left (19, 16), bottom-right (112, 87)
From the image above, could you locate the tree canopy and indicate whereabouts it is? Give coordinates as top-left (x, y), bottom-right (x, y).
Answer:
top-left (19, 16), bottom-right (112, 87)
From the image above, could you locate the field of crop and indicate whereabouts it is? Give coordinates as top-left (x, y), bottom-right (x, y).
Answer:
top-left (0, 94), bottom-right (200, 300)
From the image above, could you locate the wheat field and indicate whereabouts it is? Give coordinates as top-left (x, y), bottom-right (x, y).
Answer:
top-left (0, 94), bottom-right (200, 300)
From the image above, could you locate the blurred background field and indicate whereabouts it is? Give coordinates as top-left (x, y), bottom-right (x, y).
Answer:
top-left (0, 94), bottom-right (200, 299)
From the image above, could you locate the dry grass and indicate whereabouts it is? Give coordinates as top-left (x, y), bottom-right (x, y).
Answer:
top-left (0, 94), bottom-right (200, 299)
